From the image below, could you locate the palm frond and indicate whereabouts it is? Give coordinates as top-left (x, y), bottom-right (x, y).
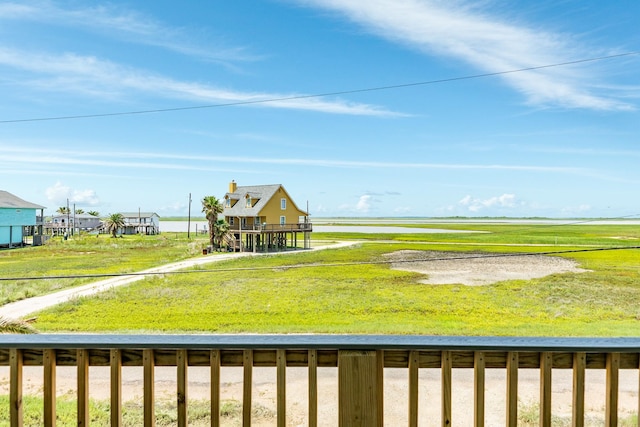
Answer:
top-left (0, 316), bottom-right (38, 334)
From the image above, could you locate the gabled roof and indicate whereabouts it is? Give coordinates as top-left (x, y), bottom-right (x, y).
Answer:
top-left (0, 191), bottom-right (45, 209)
top-left (224, 184), bottom-right (282, 217)
top-left (223, 183), bottom-right (309, 218)
top-left (119, 212), bottom-right (160, 218)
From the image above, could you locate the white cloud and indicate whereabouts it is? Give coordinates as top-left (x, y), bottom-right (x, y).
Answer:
top-left (0, 47), bottom-right (396, 117)
top-left (356, 195), bottom-right (372, 213)
top-left (0, 1), bottom-right (253, 64)
top-left (458, 193), bottom-right (519, 213)
top-left (299, 0), bottom-right (633, 110)
top-left (45, 182), bottom-right (100, 207)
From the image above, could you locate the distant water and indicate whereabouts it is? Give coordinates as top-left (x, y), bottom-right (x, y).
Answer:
top-left (160, 221), bottom-right (477, 234)
top-left (161, 221), bottom-right (208, 233)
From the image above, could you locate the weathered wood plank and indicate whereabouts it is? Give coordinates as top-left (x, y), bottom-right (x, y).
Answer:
top-left (243, 349), bottom-right (253, 427)
top-left (506, 351), bottom-right (518, 427)
top-left (605, 352), bottom-right (620, 425)
top-left (211, 350), bottom-right (221, 427)
top-left (277, 349), bottom-right (286, 427)
top-left (177, 349), bottom-right (188, 427)
top-left (408, 350), bottom-right (419, 427)
top-left (474, 351), bottom-right (485, 427)
top-left (338, 350), bottom-right (379, 427)
top-left (308, 349), bottom-right (318, 427)
top-left (43, 349), bottom-right (56, 427)
top-left (572, 352), bottom-right (585, 427)
top-left (110, 349), bottom-right (122, 427)
top-left (77, 349), bottom-right (90, 427)
top-left (9, 348), bottom-right (23, 427)
top-left (442, 350), bottom-right (452, 427)
top-left (540, 352), bottom-right (552, 427)
top-left (143, 349), bottom-right (155, 427)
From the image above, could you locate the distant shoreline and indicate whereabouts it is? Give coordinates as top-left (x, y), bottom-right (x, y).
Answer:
top-left (159, 217), bottom-right (640, 233)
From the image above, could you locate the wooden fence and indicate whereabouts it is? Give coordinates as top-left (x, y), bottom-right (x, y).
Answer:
top-left (1, 335), bottom-right (639, 426)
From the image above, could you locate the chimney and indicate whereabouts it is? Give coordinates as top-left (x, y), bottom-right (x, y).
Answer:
top-left (229, 180), bottom-right (237, 193)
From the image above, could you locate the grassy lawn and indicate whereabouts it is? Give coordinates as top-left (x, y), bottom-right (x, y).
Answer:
top-left (0, 233), bottom-right (209, 305)
top-left (25, 222), bottom-right (640, 336)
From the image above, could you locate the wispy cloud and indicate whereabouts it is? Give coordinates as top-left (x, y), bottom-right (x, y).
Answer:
top-left (0, 145), bottom-right (590, 174)
top-left (0, 48), bottom-right (396, 117)
top-left (0, 1), bottom-right (254, 64)
top-left (297, 0), bottom-right (634, 110)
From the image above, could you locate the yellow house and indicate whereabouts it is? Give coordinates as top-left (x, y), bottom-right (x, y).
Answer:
top-left (223, 181), bottom-right (311, 251)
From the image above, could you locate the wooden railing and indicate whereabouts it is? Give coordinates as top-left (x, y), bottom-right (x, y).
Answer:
top-left (1, 335), bottom-right (639, 426)
top-left (236, 222), bottom-right (313, 232)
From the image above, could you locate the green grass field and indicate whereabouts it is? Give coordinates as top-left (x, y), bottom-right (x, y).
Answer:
top-left (3, 221), bottom-right (636, 336)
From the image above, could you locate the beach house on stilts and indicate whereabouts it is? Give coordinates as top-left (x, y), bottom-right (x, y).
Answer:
top-left (222, 181), bottom-right (311, 252)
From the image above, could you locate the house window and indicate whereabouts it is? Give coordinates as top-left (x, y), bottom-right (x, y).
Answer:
top-left (246, 196), bottom-right (251, 208)
top-left (225, 198), bottom-right (231, 207)
top-left (280, 216), bottom-right (286, 225)
top-left (281, 198), bottom-right (286, 210)
top-left (229, 217), bottom-right (234, 226)
top-left (255, 216), bottom-right (260, 224)
top-left (242, 218), bottom-right (247, 227)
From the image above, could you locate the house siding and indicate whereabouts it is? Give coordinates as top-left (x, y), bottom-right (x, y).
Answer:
top-left (0, 208), bottom-right (37, 245)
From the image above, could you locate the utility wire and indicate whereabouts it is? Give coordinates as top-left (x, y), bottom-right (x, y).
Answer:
top-left (1, 245), bottom-right (638, 282)
top-left (1, 50), bottom-right (639, 124)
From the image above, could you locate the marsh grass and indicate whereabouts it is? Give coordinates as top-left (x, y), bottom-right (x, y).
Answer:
top-left (34, 238), bottom-right (640, 335)
top-left (0, 233), bottom-right (209, 305)
top-left (0, 395), bottom-right (272, 426)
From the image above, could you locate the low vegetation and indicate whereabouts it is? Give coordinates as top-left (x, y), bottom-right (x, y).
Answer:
top-left (0, 396), bottom-right (273, 427)
top-left (19, 221), bottom-right (639, 336)
top-left (0, 233), bottom-right (208, 305)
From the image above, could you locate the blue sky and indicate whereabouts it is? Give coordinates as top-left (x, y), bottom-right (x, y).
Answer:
top-left (1, 1), bottom-right (639, 218)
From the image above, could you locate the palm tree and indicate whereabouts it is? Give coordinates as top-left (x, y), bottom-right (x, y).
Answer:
top-left (213, 219), bottom-right (232, 250)
top-left (57, 206), bottom-right (70, 214)
top-left (202, 196), bottom-right (224, 248)
top-left (103, 213), bottom-right (125, 238)
top-left (75, 208), bottom-right (85, 214)
top-left (88, 211), bottom-right (100, 217)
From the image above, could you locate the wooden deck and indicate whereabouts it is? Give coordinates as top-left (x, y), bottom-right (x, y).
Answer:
top-left (1, 334), bottom-right (639, 426)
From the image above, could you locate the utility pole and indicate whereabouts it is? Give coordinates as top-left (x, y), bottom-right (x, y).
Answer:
top-left (187, 193), bottom-right (192, 239)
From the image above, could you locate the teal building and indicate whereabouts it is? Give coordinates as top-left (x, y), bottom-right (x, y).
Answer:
top-left (0, 191), bottom-right (46, 248)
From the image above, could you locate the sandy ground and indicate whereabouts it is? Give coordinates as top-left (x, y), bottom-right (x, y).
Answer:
top-left (383, 250), bottom-right (590, 286)
top-left (0, 364), bottom-right (637, 425)
top-left (2, 246), bottom-right (633, 425)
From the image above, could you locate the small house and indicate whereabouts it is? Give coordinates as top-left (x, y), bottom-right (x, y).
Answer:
top-left (0, 190), bottom-right (46, 248)
top-left (119, 212), bottom-right (160, 235)
top-left (223, 181), bottom-right (311, 251)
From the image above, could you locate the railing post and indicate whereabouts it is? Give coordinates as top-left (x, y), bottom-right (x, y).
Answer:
top-left (572, 352), bottom-right (586, 427)
top-left (605, 352), bottom-right (620, 426)
top-left (43, 348), bottom-right (56, 427)
top-left (210, 350), bottom-right (221, 427)
top-left (110, 349), bottom-right (122, 427)
top-left (442, 350), bottom-right (452, 427)
top-left (474, 351), bottom-right (485, 427)
top-left (77, 349), bottom-right (90, 427)
top-left (177, 349), bottom-right (188, 427)
top-left (338, 350), bottom-right (381, 427)
top-left (243, 349), bottom-right (253, 426)
top-left (144, 349), bottom-right (155, 427)
top-left (10, 348), bottom-right (23, 427)
top-left (506, 351), bottom-right (518, 427)
top-left (540, 352), bottom-right (552, 427)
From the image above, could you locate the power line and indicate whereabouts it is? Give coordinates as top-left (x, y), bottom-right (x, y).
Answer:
top-left (1, 50), bottom-right (639, 124)
top-left (1, 245), bottom-right (638, 282)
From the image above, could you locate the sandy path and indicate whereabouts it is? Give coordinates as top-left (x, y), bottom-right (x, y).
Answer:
top-left (0, 241), bottom-right (358, 319)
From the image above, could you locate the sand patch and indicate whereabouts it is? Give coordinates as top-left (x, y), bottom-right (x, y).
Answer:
top-left (383, 250), bottom-right (589, 285)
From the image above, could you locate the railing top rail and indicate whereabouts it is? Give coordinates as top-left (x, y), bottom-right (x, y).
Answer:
top-left (1, 334), bottom-right (640, 352)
